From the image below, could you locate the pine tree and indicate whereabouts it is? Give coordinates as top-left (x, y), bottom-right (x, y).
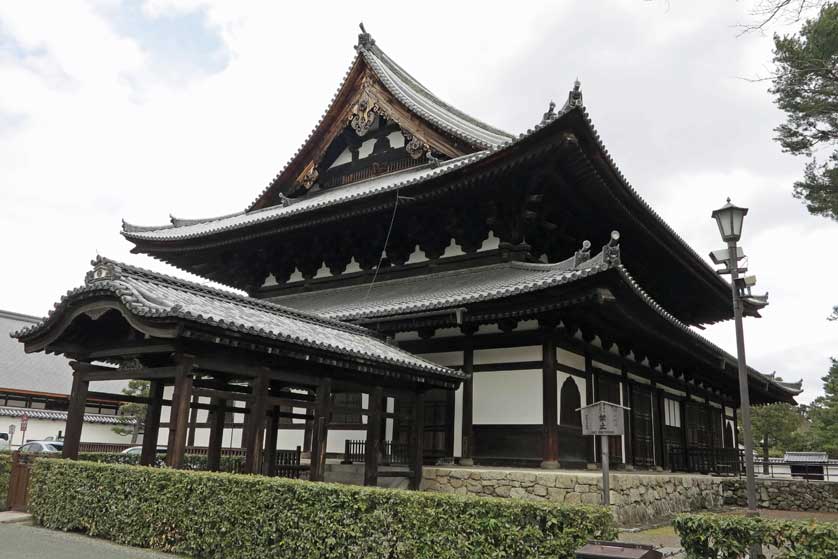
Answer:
top-left (112, 380), bottom-right (150, 443)
top-left (809, 358), bottom-right (838, 457)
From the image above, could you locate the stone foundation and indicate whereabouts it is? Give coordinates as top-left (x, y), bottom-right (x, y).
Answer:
top-left (722, 478), bottom-right (838, 512)
top-left (421, 467), bottom-right (725, 526)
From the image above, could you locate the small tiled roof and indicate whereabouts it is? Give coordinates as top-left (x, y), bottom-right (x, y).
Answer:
top-left (783, 452), bottom-right (830, 464)
top-left (0, 405), bottom-right (134, 425)
top-left (12, 258), bottom-right (460, 381)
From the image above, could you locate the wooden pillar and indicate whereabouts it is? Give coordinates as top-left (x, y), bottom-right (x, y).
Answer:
top-left (541, 328), bottom-right (559, 469)
top-left (166, 357), bottom-right (194, 468)
top-left (680, 386), bottom-right (690, 453)
top-left (652, 384), bottom-right (665, 469)
top-left (705, 398), bottom-right (715, 450)
top-left (186, 394), bottom-right (200, 447)
top-left (243, 375), bottom-right (269, 474)
top-left (409, 391), bottom-right (425, 490)
top-left (460, 333), bottom-right (475, 466)
top-left (62, 363), bottom-right (90, 460)
top-left (140, 380), bottom-right (164, 466)
top-left (207, 397), bottom-right (226, 472)
top-left (732, 407), bottom-right (739, 447)
top-left (584, 353), bottom-right (595, 463)
top-left (309, 377), bottom-right (332, 482)
top-left (622, 368), bottom-right (634, 467)
top-left (364, 386), bottom-right (383, 486)
top-left (264, 406), bottom-right (280, 476)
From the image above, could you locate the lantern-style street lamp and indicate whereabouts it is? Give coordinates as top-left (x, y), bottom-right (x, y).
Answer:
top-left (710, 198), bottom-right (759, 515)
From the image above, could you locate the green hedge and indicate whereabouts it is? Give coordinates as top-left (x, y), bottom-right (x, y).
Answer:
top-left (77, 452), bottom-right (245, 472)
top-left (0, 453), bottom-right (10, 510)
top-left (30, 459), bottom-right (615, 559)
top-left (674, 513), bottom-right (838, 558)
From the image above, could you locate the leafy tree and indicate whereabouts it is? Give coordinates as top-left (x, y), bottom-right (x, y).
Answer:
top-left (750, 402), bottom-right (811, 455)
top-left (770, 3), bottom-right (838, 221)
top-left (809, 358), bottom-right (838, 456)
top-left (112, 380), bottom-right (149, 443)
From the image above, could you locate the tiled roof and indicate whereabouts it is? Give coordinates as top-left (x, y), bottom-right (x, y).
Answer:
top-left (12, 258), bottom-right (461, 381)
top-left (271, 248), bottom-right (801, 397)
top-left (359, 41), bottom-right (513, 149)
top-left (270, 252), bottom-right (609, 321)
top-left (0, 310), bottom-right (129, 397)
top-left (783, 452), bottom-right (831, 464)
top-left (0, 405), bottom-right (134, 425)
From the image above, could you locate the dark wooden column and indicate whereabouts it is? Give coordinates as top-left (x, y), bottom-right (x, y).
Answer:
top-left (584, 353), bottom-right (595, 463)
top-left (541, 327), bottom-right (559, 469)
top-left (652, 383), bottom-right (666, 469)
top-left (207, 397), bottom-right (226, 472)
top-left (409, 391), bottom-right (425, 490)
top-left (186, 394), bottom-right (200, 447)
top-left (732, 407), bottom-right (739, 448)
top-left (705, 398), bottom-right (715, 452)
top-left (364, 386), bottom-right (383, 486)
top-left (140, 380), bottom-right (164, 466)
top-left (264, 406), bottom-right (280, 476)
top-left (460, 332), bottom-right (475, 466)
top-left (62, 362), bottom-right (91, 459)
top-left (166, 357), bottom-right (194, 469)
top-left (309, 377), bottom-right (332, 482)
top-left (680, 386), bottom-right (690, 453)
top-left (243, 375), bottom-right (269, 474)
top-left (621, 368), bottom-right (634, 467)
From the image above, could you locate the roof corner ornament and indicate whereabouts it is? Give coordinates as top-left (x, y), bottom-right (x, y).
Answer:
top-left (564, 78), bottom-right (583, 110)
top-left (300, 166), bottom-right (319, 190)
top-left (426, 150), bottom-right (440, 169)
top-left (350, 83), bottom-right (383, 137)
top-left (573, 240), bottom-right (592, 268)
top-left (278, 192), bottom-right (294, 207)
top-left (541, 100), bottom-right (556, 123)
top-left (602, 230), bottom-right (621, 265)
top-left (357, 22), bottom-right (375, 50)
top-left (86, 259), bottom-right (120, 284)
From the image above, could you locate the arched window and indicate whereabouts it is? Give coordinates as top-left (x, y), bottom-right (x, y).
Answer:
top-left (560, 377), bottom-right (582, 426)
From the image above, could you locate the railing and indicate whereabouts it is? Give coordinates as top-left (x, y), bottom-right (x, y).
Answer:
top-left (669, 447), bottom-right (742, 476)
top-left (78, 442), bottom-right (136, 453)
top-left (753, 459), bottom-right (837, 482)
top-left (342, 440), bottom-right (410, 466)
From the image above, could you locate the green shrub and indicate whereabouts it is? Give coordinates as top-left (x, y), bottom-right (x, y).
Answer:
top-left (674, 513), bottom-right (838, 559)
top-left (30, 459), bottom-right (615, 559)
top-left (0, 453), bottom-right (10, 509)
top-left (77, 452), bottom-right (245, 472)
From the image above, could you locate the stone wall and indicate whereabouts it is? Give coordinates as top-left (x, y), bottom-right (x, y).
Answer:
top-left (422, 467), bottom-right (725, 526)
top-left (722, 478), bottom-right (838, 512)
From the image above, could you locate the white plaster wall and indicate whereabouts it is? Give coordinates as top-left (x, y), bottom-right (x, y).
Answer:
top-left (557, 348), bottom-right (585, 372)
top-left (473, 370), bottom-right (542, 424)
top-left (418, 351), bottom-right (463, 367)
top-left (453, 385), bottom-right (463, 457)
top-left (592, 360), bottom-right (621, 375)
top-left (474, 345), bottom-right (541, 365)
top-left (12, 418), bottom-right (132, 448)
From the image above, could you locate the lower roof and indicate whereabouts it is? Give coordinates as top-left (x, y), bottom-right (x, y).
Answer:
top-left (0, 405), bottom-right (133, 425)
top-left (12, 258), bottom-right (460, 383)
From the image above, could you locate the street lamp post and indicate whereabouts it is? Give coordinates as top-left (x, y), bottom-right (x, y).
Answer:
top-left (711, 199), bottom-right (758, 513)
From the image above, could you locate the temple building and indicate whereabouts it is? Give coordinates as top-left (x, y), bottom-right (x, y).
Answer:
top-left (14, 27), bottom-right (801, 479)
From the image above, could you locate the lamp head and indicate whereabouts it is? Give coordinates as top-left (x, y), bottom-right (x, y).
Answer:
top-left (711, 198), bottom-right (748, 243)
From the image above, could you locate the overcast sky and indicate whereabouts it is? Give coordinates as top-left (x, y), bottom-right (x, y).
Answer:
top-left (1, 1), bottom-right (836, 404)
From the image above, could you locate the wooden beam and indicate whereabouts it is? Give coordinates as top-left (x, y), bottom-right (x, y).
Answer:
top-left (62, 363), bottom-right (90, 460)
top-left (140, 380), bottom-right (164, 466)
top-left (82, 365), bottom-right (181, 382)
top-left (86, 343), bottom-right (178, 360)
top-left (364, 386), bottom-right (383, 487)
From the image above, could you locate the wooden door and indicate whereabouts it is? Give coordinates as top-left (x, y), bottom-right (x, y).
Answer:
top-left (631, 386), bottom-right (655, 468)
top-left (7, 452), bottom-right (33, 512)
top-left (596, 376), bottom-right (623, 464)
top-left (394, 389), bottom-right (453, 463)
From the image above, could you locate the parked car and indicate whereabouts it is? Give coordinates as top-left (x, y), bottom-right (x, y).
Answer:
top-left (121, 445), bottom-right (166, 455)
top-left (19, 441), bottom-right (64, 453)
top-left (0, 433), bottom-right (9, 451)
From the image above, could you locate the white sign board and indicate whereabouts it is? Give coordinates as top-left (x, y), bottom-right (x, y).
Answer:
top-left (579, 401), bottom-right (627, 436)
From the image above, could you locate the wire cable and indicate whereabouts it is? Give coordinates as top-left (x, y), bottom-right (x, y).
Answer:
top-left (363, 189), bottom-right (400, 301)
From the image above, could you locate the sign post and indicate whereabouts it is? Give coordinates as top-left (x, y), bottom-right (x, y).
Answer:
top-left (578, 401), bottom-right (629, 506)
top-left (8, 424), bottom-right (15, 447)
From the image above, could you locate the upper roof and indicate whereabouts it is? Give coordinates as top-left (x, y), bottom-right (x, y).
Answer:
top-left (11, 258), bottom-right (461, 382)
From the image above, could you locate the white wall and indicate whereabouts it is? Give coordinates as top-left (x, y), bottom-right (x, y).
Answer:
top-left (473, 369), bottom-right (542, 424)
top-left (12, 417), bottom-right (133, 448)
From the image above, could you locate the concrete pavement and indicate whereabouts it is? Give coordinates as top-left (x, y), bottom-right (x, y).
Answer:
top-left (0, 523), bottom-right (182, 559)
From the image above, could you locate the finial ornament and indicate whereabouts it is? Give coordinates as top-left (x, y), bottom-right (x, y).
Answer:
top-left (566, 78), bottom-right (583, 108)
top-left (541, 100), bottom-right (556, 123)
top-left (357, 22), bottom-right (375, 49)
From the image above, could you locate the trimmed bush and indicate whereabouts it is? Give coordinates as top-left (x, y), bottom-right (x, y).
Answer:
top-left (31, 459), bottom-right (615, 559)
top-left (77, 452), bottom-right (245, 472)
top-left (0, 453), bottom-right (10, 509)
top-left (674, 513), bottom-right (838, 559)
